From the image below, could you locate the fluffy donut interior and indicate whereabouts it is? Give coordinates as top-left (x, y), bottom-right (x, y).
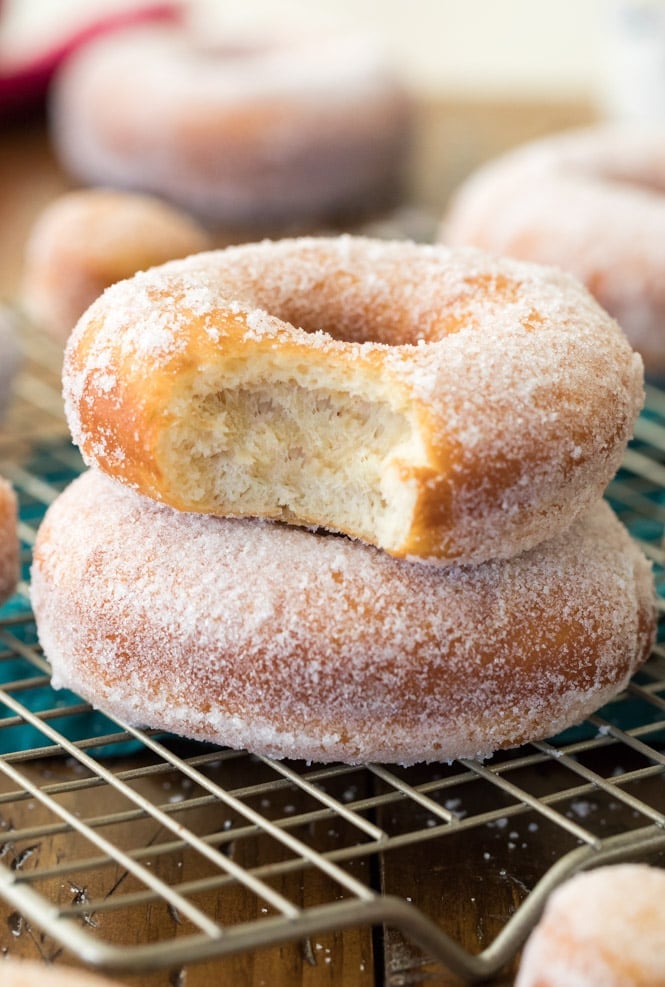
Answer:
top-left (163, 361), bottom-right (422, 548)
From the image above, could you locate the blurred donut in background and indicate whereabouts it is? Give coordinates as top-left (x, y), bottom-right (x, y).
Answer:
top-left (48, 15), bottom-right (413, 230)
top-left (0, 303), bottom-right (21, 419)
top-left (21, 187), bottom-right (211, 341)
top-left (0, 1), bottom-right (180, 119)
top-left (515, 864), bottom-right (665, 987)
top-left (441, 124), bottom-right (665, 377)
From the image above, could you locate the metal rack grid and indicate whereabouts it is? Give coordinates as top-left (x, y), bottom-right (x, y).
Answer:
top-left (1, 320), bottom-right (665, 984)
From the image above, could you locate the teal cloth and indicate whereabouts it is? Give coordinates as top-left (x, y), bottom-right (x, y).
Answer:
top-left (0, 442), bottom-right (142, 756)
top-left (1, 426), bottom-right (663, 759)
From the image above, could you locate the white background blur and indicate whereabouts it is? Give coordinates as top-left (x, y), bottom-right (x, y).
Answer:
top-left (3, 0), bottom-right (665, 123)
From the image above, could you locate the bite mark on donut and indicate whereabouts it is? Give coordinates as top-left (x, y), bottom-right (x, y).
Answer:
top-left (63, 237), bottom-right (645, 564)
top-left (165, 373), bottom-right (425, 550)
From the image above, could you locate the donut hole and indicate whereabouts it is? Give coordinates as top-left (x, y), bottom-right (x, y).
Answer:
top-left (164, 376), bottom-right (419, 546)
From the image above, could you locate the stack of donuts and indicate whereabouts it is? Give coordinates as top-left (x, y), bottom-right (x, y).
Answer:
top-left (31, 235), bottom-right (655, 765)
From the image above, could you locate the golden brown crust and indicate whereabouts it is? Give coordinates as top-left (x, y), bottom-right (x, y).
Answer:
top-left (0, 477), bottom-right (18, 606)
top-left (31, 471), bottom-right (655, 765)
top-left (63, 237), bottom-right (644, 565)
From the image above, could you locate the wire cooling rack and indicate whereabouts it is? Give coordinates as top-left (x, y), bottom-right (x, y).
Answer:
top-left (1, 319), bottom-right (665, 985)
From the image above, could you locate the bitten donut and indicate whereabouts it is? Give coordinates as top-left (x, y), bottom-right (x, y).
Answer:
top-left (49, 23), bottom-right (412, 228)
top-left (0, 958), bottom-right (124, 987)
top-left (21, 188), bottom-right (210, 342)
top-left (0, 477), bottom-right (19, 606)
top-left (31, 471), bottom-right (655, 765)
top-left (516, 864), bottom-right (665, 987)
top-left (441, 125), bottom-right (665, 375)
top-left (63, 236), bottom-right (644, 566)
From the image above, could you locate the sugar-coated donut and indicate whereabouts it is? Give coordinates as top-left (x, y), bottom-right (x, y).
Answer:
top-left (31, 471), bottom-right (655, 765)
top-left (0, 958), bottom-right (124, 987)
top-left (0, 477), bottom-right (19, 606)
top-left (442, 125), bottom-right (665, 375)
top-left (49, 23), bottom-right (412, 228)
top-left (516, 864), bottom-right (665, 987)
top-left (63, 236), bottom-right (644, 566)
top-left (21, 188), bottom-right (211, 342)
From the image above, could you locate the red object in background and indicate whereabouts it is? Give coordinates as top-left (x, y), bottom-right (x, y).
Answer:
top-left (0, 2), bottom-right (182, 118)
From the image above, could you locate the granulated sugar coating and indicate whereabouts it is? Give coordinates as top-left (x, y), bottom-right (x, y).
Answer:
top-left (442, 125), bottom-right (665, 375)
top-left (516, 864), bottom-right (665, 987)
top-left (31, 471), bottom-right (655, 765)
top-left (63, 237), bottom-right (644, 566)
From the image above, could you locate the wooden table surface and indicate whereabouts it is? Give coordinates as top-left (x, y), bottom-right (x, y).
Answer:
top-left (0, 95), bottom-right (598, 987)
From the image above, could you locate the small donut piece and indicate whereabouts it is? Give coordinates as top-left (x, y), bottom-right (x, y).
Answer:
top-left (49, 24), bottom-right (412, 228)
top-left (441, 125), bottom-right (665, 375)
top-left (0, 958), bottom-right (124, 987)
top-left (31, 471), bottom-right (655, 765)
top-left (0, 477), bottom-right (19, 606)
top-left (21, 188), bottom-right (211, 342)
top-left (63, 236), bottom-right (644, 566)
top-left (516, 864), bottom-right (665, 987)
